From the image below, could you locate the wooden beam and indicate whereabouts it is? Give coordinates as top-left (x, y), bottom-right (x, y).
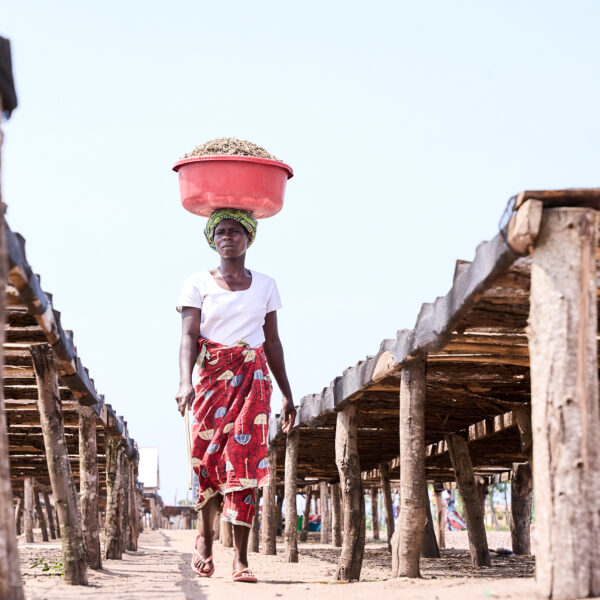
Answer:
top-left (249, 488), bottom-right (261, 553)
top-left (299, 489), bottom-right (311, 543)
top-left (320, 482), bottom-right (330, 544)
top-left (128, 462), bottom-right (138, 551)
top-left (260, 446), bottom-right (277, 555)
top-left (23, 477), bottom-right (34, 543)
top-left (370, 488), bottom-right (379, 541)
top-left (13, 497), bottom-right (22, 536)
top-left (420, 483), bottom-right (439, 558)
top-left (30, 343), bottom-right (87, 585)
top-left (42, 491), bottom-right (56, 539)
top-left (284, 430), bottom-right (299, 562)
top-left (528, 207), bottom-right (600, 599)
top-left (393, 358), bottom-right (427, 578)
top-left (331, 483), bottom-right (342, 547)
top-left (335, 401), bottom-right (365, 581)
top-left (445, 433), bottom-right (490, 567)
top-left (104, 437), bottom-right (123, 559)
top-left (220, 520), bottom-right (233, 548)
top-left (79, 406), bottom-right (101, 568)
top-left (379, 462), bottom-right (394, 552)
top-left (510, 462), bottom-right (532, 555)
top-left (433, 482), bottom-right (445, 549)
top-left (119, 451), bottom-right (130, 553)
top-left (33, 483), bottom-right (48, 542)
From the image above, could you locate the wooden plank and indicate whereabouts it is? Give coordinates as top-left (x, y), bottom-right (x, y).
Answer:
top-left (284, 430), bottom-right (299, 562)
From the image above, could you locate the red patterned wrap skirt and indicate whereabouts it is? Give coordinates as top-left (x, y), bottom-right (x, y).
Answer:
top-left (191, 337), bottom-right (271, 527)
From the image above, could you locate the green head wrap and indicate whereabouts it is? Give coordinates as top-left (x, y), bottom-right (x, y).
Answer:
top-left (204, 208), bottom-right (257, 251)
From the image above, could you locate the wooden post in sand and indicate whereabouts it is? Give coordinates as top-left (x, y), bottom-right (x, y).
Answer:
top-left (420, 483), bottom-right (440, 558)
top-left (299, 488), bottom-right (311, 543)
top-left (0, 88), bottom-right (25, 600)
top-left (284, 430), bottom-right (299, 562)
top-left (261, 446), bottom-right (277, 555)
top-left (119, 451), bottom-right (131, 553)
top-left (33, 484), bottom-right (48, 542)
top-left (30, 343), bottom-right (87, 585)
top-left (331, 483), bottom-right (342, 547)
top-left (370, 488), bottom-right (379, 541)
top-left (43, 492), bottom-right (56, 539)
top-left (14, 498), bottom-right (22, 536)
top-left (249, 488), bottom-right (261, 552)
top-left (128, 462), bottom-right (139, 551)
top-left (335, 402), bottom-right (365, 581)
top-left (445, 433), bottom-right (490, 567)
top-left (379, 462), bottom-right (394, 551)
top-left (392, 359), bottom-right (427, 578)
top-left (528, 207), bottom-right (600, 600)
top-left (79, 406), bottom-right (102, 568)
top-left (510, 462), bottom-right (532, 555)
top-left (433, 482), bottom-right (445, 549)
top-left (320, 482), bottom-right (330, 544)
top-left (104, 437), bottom-right (123, 559)
top-left (221, 521), bottom-right (233, 547)
top-left (23, 478), bottom-right (34, 543)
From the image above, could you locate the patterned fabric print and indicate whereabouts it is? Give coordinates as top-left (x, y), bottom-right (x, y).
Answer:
top-left (222, 489), bottom-right (256, 528)
top-left (204, 208), bottom-right (257, 251)
top-left (191, 338), bottom-right (271, 512)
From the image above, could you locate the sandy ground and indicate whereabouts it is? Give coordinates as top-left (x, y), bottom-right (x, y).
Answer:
top-left (18, 528), bottom-right (537, 600)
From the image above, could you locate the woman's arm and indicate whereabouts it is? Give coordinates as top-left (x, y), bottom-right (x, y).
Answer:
top-left (263, 310), bottom-right (296, 433)
top-left (176, 307), bottom-right (201, 416)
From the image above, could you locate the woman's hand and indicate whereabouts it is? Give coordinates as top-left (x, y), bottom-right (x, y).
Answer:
top-left (176, 382), bottom-right (195, 416)
top-left (281, 396), bottom-right (296, 434)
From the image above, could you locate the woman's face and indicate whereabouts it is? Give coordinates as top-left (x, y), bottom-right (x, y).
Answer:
top-left (213, 218), bottom-right (250, 258)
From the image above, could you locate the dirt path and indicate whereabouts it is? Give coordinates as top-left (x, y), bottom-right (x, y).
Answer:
top-left (21, 529), bottom-right (535, 600)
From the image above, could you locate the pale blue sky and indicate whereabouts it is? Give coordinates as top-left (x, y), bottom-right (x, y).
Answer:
top-left (3, 1), bottom-right (600, 502)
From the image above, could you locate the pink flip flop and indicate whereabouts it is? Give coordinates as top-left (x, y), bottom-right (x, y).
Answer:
top-left (191, 534), bottom-right (214, 577)
top-left (232, 567), bottom-right (257, 583)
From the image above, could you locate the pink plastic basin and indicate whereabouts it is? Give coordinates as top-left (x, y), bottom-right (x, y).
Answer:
top-left (173, 155), bottom-right (294, 219)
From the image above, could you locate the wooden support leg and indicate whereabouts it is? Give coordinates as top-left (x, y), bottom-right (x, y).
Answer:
top-left (43, 492), bottom-right (56, 540)
top-left (420, 483), bottom-right (440, 558)
top-left (79, 407), bottom-right (102, 568)
top-left (249, 488), bottom-right (261, 552)
top-left (30, 344), bottom-right (87, 585)
top-left (33, 485), bottom-right (48, 542)
top-left (284, 430), bottom-right (299, 562)
top-left (260, 446), bottom-right (277, 555)
top-left (0, 116), bottom-right (24, 596)
top-left (331, 484), bottom-right (342, 547)
top-left (392, 359), bottom-right (427, 578)
top-left (320, 482), bottom-right (330, 544)
top-left (514, 407), bottom-right (533, 468)
top-left (529, 207), bottom-right (600, 600)
top-left (128, 463), bottom-right (138, 551)
top-left (276, 485), bottom-right (284, 537)
top-left (299, 489), bottom-right (311, 543)
top-left (14, 497), bottom-right (22, 536)
top-left (23, 478), bottom-right (34, 543)
top-left (379, 462), bottom-right (394, 552)
top-left (445, 433), bottom-right (490, 567)
top-left (104, 437), bottom-right (123, 559)
top-left (335, 401), bottom-right (365, 581)
top-left (120, 453), bottom-right (131, 553)
top-left (510, 462), bottom-right (532, 555)
top-left (370, 488), bottom-right (380, 541)
top-left (433, 483), bottom-right (445, 549)
top-left (221, 521), bottom-right (233, 548)
top-left (212, 510), bottom-right (220, 540)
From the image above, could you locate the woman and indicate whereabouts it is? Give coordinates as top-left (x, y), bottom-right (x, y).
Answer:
top-left (176, 208), bottom-right (295, 584)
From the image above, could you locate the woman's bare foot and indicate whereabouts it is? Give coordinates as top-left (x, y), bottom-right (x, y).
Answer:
top-left (194, 532), bottom-right (213, 574)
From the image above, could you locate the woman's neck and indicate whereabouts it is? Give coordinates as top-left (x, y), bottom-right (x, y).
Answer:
top-left (218, 255), bottom-right (248, 277)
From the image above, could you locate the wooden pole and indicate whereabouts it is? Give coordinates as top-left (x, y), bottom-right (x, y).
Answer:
top-left (212, 510), bottom-right (220, 540)
top-left (29, 343), bottom-right (87, 585)
top-left (221, 520), bottom-right (233, 547)
top-left (299, 489), bottom-right (311, 543)
top-left (369, 488), bottom-right (379, 541)
top-left (33, 485), bottom-right (48, 542)
top-left (14, 498), bottom-right (22, 536)
top-left (433, 482), bottom-right (445, 549)
top-left (43, 492), bottom-right (56, 540)
top-left (420, 483), bottom-right (440, 558)
top-left (104, 437), bottom-right (123, 559)
top-left (331, 483), bottom-right (342, 547)
top-left (128, 462), bottom-right (138, 551)
top-left (79, 406), bottom-right (102, 568)
top-left (528, 207), bottom-right (600, 600)
top-left (23, 478), bottom-right (34, 543)
top-left (510, 462), bottom-right (532, 555)
top-left (514, 407), bottom-right (533, 467)
top-left (379, 462), bottom-right (394, 552)
top-left (334, 401), bottom-right (365, 581)
top-left (260, 446), bottom-right (277, 555)
top-left (393, 358), bottom-right (427, 578)
top-left (445, 433), bottom-right (490, 567)
top-left (249, 488), bottom-right (261, 552)
top-left (120, 452), bottom-right (131, 553)
top-left (0, 93), bottom-right (24, 600)
top-left (320, 482), bottom-right (330, 544)
top-left (276, 485), bottom-right (284, 537)
top-left (284, 430), bottom-right (299, 562)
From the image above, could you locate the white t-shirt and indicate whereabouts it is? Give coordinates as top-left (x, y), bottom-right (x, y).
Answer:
top-left (176, 269), bottom-right (282, 348)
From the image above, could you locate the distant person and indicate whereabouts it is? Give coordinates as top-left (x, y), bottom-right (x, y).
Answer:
top-left (176, 209), bottom-right (295, 583)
